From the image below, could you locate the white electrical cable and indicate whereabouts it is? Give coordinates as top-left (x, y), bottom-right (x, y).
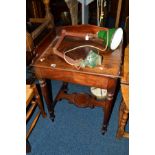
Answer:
top-left (63, 30), bottom-right (109, 69)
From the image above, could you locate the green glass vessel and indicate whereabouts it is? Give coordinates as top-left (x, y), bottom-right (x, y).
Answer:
top-left (97, 28), bottom-right (123, 50)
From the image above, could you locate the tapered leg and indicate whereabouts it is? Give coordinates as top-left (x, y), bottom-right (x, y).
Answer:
top-left (39, 79), bottom-right (55, 121)
top-left (26, 140), bottom-right (31, 153)
top-left (101, 92), bottom-right (114, 135)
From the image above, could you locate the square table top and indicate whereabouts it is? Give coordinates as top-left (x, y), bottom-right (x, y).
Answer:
top-left (32, 25), bottom-right (123, 79)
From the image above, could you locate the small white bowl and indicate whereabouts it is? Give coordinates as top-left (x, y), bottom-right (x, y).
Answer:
top-left (90, 87), bottom-right (107, 100)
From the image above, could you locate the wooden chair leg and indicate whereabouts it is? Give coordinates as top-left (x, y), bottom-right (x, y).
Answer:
top-left (118, 99), bottom-right (125, 127)
top-left (116, 99), bottom-right (129, 139)
top-left (123, 132), bottom-right (129, 138)
top-left (116, 99), bottom-right (125, 138)
top-left (26, 111), bottom-right (41, 140)
top-left (26, 140), bottom-right (31, 153)
top-left (26, 84), bottom-right (47, 153)
top-left (33, 85), bottom-right (47, 118)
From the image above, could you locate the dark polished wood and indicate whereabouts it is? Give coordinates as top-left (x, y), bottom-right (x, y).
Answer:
top-left (31, 25), bottom-right (123, 134)
top-left (39, 79), bottom-right (55, 121)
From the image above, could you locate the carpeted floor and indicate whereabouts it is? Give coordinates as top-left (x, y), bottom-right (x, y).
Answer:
top-left (27, 80), bottom-right (129, 155)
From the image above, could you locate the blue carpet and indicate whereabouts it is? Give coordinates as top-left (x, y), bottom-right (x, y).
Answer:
top-left (27, 80), bottom-right (129, 155)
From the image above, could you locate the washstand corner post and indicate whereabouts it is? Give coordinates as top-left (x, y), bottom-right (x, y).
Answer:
top-left (39, 78), bottom-right (55, 121)
top-left (101, 78), bottom-right (118, 135)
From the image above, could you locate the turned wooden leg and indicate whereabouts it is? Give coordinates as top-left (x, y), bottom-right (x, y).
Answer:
top-left (26, 140), bottom-right (31, 153)
top-left (34, 85), bottom-right (47, 118)
top-left (101, 92), bottom-right (114, 135)
top-left (39, 79), bottom-right (55, 121)
top-left (116, 99), bottom-right (129, 138)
